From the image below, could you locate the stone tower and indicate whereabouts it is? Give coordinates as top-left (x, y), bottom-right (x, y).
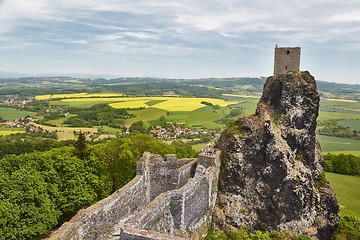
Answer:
top-left (274, 46), bottom-right (301, 75)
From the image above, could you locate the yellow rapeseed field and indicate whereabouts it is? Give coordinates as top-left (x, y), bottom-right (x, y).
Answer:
top-left (109, 97), bottom-right (237, 111)
top-left (0, 131), bottom-right (25, 136)
top-left (325, 98), bottom-right (358, 103)
top-left (37, 94), bottom-right (238, 111)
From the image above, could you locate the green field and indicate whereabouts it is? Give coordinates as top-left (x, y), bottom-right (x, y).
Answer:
top-left (186, 106), bottom-right (230, 129)
top-left (318, 111), bottom-right (360, 121)
top-left (43, 114), bottom-right (78, 127)
top-left (326, 173), bottom-right (360, 217)
top-left (126, 106), bottom-right (231, 129)
top-left (337, 119), bottom-right (360, 131)
top-left (318, 135), bottom-right (360, 152)
top-left (320, 98), bottom-right (360, 111)
top-left (97, 126), bottom-right (122, 134)
top-left (126, 108), bottom-right (168, 128)
top-left (0, 107), bottom-right (35, 120)
top-left (30, 122), bottom-right (97, 141)
top-left (191, 142), bottom-right (209, 151)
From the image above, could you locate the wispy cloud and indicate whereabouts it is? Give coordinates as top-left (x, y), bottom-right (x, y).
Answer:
top-left (0, 0), bottom-right (360, 82)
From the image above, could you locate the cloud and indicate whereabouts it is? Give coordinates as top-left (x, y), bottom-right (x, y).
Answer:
top-left (0, 0), bottom-right (360, 82)
top-left (328, 12), bottom-right (360, 23)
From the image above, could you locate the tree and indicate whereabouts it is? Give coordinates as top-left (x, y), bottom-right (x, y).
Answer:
top-left (0, 147), bottom-right (110, 238)
top-left (129, 121), bottom-right (146, 133)
top-left (0, 168), bottom-right (59, 239)
top-left (159, 116), bottom-right (166, 127)
top-left (73, 131), bottom-right (89, 160)
top-left (93, 139), bottom-right (139, 191)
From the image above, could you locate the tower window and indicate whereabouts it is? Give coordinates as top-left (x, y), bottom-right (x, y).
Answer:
top-left (287, 50), bottom-right (290, 54)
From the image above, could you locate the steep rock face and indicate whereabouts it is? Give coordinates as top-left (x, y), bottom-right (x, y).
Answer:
top-left (215, 71), bottom-right (339, 239)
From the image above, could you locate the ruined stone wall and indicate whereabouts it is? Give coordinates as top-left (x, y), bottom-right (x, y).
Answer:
top-left (120, 151), bottom-right (221, 240)
top-left (45, 175), bottom-right (147, 240)
top-left (137, 153), bottom-right (196, 201)
top-left (45, 152), bottom-right (199, 240)
top-left (274, 47), bottom-right (301, 75)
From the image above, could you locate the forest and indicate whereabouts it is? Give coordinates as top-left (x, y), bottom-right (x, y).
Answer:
top-left (0, 133), bottom-right (196, 239)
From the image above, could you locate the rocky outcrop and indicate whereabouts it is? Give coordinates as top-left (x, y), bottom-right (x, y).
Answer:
top-left (214, 71), bottom-right (339, 239)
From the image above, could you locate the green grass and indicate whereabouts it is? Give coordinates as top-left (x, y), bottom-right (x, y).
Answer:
top-left (96, 126), bottom-right (122, 134)
top-left (326, 173), bottom-right (360, 217)
top-left (320, 98), bottom-right (360, 112)
top-left (191, 142), bottom-right (209, 151)
top-left (166, 111), bottom-right (190, 123)
top-left (0, 107), bottom-right (35, 120)
top-left (145, 100), bottom-right (167, 106)
top-left (165, 106), bottom-right (231, 129)
top-left (186, 106), bottom-right (230, 129)
top-left (318, 111), bottom-right (360, 121)
top-left (337, 119), bottom-right (360, 131)
top-left (228, 100), bottom-right (258, 116)
top-left (45, 117), bottom-right (68, 127)
top-left (318, 135), bottom-right (360, 152)
top-left (126, 108), bottom-right (168, 128)
top-left (44, 114), bottom-right (77, 127)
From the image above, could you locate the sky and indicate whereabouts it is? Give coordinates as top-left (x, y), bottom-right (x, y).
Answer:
top-left (0, 0), bottom-right (360, 84)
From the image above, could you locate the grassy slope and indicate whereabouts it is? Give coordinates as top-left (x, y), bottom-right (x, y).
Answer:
top-left (326, 173), bottom-right (360, 218)
top-left (126, 108), bottom-right (168, 128)
top-left (186, 106), bottom-right (230, 129)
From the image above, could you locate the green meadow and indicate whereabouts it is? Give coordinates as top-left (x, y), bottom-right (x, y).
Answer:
top-left (317, 135), bottom-right (360, 152)
top-left (326, 173), bottom-right (360, 218)
top-left (0, 107), bottom-right (35, 120)
top-left (337, 119), bottom-right (360, 131)
top-left (126, 108), bottom-right (168, 128)
top-left (318, 111), bottom-right (360, 121)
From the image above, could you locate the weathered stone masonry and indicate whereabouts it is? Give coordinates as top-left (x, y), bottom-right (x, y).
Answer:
top-left (46, 150), bottom-right (221, 240)
top-left (274, 46), bottom-right (301, 75)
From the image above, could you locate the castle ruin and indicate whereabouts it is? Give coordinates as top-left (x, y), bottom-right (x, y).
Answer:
top-left (274, 46), bottom-right (301, 75)
top-left (45, 150), bottom-right (221, 240)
